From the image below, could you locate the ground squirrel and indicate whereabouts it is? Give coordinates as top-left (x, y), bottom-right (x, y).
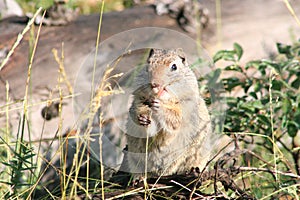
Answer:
top-left (121, 48), bottom-right (212, 177)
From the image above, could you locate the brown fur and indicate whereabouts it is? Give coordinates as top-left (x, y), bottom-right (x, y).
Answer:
top-left (123, 48), bottom-right (211, 176)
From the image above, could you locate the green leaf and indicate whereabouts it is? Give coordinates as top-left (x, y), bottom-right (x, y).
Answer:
top-left (244, 79), bottom-right (253, 93)
top-left (206, 68), bottom-right (221, 87)
top-left (257, 114), bottom-right (271, 127)
top-left (224, 64), bottom-right (243, 73)
top-left (258, 64), bottom-right (267, 76)
top-left (267, 61), bottom-right (281, 73)
top-left (271, 79), bottom-right (283, 91)
top-left (226, 97), bottom-right (239, 107)
top-left (253, 81), bottom-right (262, 92)
top-left (291, 77), bottom-right (300, 89)
top-left (234, 43), bottom-right (243, 61)
top-left (282, 97), bottom-right (292, 114)
top-left (295, 112), bottom-right (300, 126)
top-left (281, 115), bottom-right (288, 128)
top-left (213, 50), bottom-right (235, 63)
top-left (245, 60), bottom-right (261, 70)
top-left (223, 77), bottom-right (241, 91)
top-left (253, 187), bottom-right (263, 199)
top-left (261, 98), bottom-right (269, 105)
top-left (277, 43), bottom-right (292, 58)
top-left (287, 121), bottom-right (298, 137)
top-left (251, 100), bottom-right (265, 109)
top-left (240, 102), bottom-right (255, 113)
top-left (213, 50), bottom-right (225, 63)
top-left (249, 91), bottom-right (258, 99)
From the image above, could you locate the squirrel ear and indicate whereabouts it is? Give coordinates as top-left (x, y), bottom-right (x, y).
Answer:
top-left (176, 48), bottom-right (187, 65)
top-left (147, 49), bottom-right (155, 63)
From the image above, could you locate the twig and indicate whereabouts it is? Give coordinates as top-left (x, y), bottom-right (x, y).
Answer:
top-left (239, 166), bottom-right (300, 179)
top-left (189, 137), bottom-right (235, 198)
top-left (170, 180), bottom-right (202, 198)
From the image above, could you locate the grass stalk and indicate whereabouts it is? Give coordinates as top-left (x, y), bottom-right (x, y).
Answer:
top-left (52, 44), bottom-right (69, 198)
top-left (143, 131), bottom-right (149, 199)
top-left (0, 8), bottom-right (43, 71)
top-left (260, 183), bottom-right (300, 200)
top-left (53, 43), bottom-right (73, 95)
top-left (6, 8), bottom-right (44, 199)
top-left (5, 81), bottom-right (11, 187)
top-left (92, 1), bottom-right (106, 199)
top-left (26, 11), bottom-right (46, 198)
top-left (23, 9), bottom-right (44, 114)
top-left (33, 90), bottom-right (53, 198)
top-left (283, 0), bottom-right (300, 27)
top-left (269, 69), bottom-right (278, 182)
top-left (215, 0), bottom-right (222, 48)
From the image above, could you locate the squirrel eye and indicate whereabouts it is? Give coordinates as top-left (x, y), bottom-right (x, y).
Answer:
top-left (171, 64), bottom-right (177, 71)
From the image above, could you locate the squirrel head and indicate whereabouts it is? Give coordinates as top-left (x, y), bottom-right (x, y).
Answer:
top-left (146, 48), bottom-right (199, 100)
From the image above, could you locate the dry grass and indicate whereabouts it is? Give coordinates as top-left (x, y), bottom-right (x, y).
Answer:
top-left (0, 1), bottom-right (300, 199)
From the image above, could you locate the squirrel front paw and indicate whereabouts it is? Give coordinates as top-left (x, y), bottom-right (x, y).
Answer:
top-left (144, 98), bottom-right (160, 111)
top-left (150, 99), bottom-right (160, 111)
top-left (136, 98), bottom-right (160, 126)
top-left (138, 114), bottom-right (151, 126)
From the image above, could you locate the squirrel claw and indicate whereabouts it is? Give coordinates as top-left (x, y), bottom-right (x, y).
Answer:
top-left (138, 114), bottom-right (151, 126)
top-left (144, 98), bottom-right (160, 111)
top-left (150, 99), bottom-right (160, 111)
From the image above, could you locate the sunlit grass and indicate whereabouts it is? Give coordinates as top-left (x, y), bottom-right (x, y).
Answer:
top-left (15, 0), bottom-right (133, 15)
top-left (0, 0), bottom-right (299, 199)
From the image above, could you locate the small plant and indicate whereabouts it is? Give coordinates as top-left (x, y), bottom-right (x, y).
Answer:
top-left (0, 116), bottom-right (38, 199)
top-left (212, 41), bottom-right (300, 198)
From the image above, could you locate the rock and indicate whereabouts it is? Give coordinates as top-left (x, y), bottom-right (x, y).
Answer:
top-left (0, 0), bottom-right (23, 19)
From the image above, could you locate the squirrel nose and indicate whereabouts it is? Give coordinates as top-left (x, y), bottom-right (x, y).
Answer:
top-left (151, 83), bottom-right (160, 89)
